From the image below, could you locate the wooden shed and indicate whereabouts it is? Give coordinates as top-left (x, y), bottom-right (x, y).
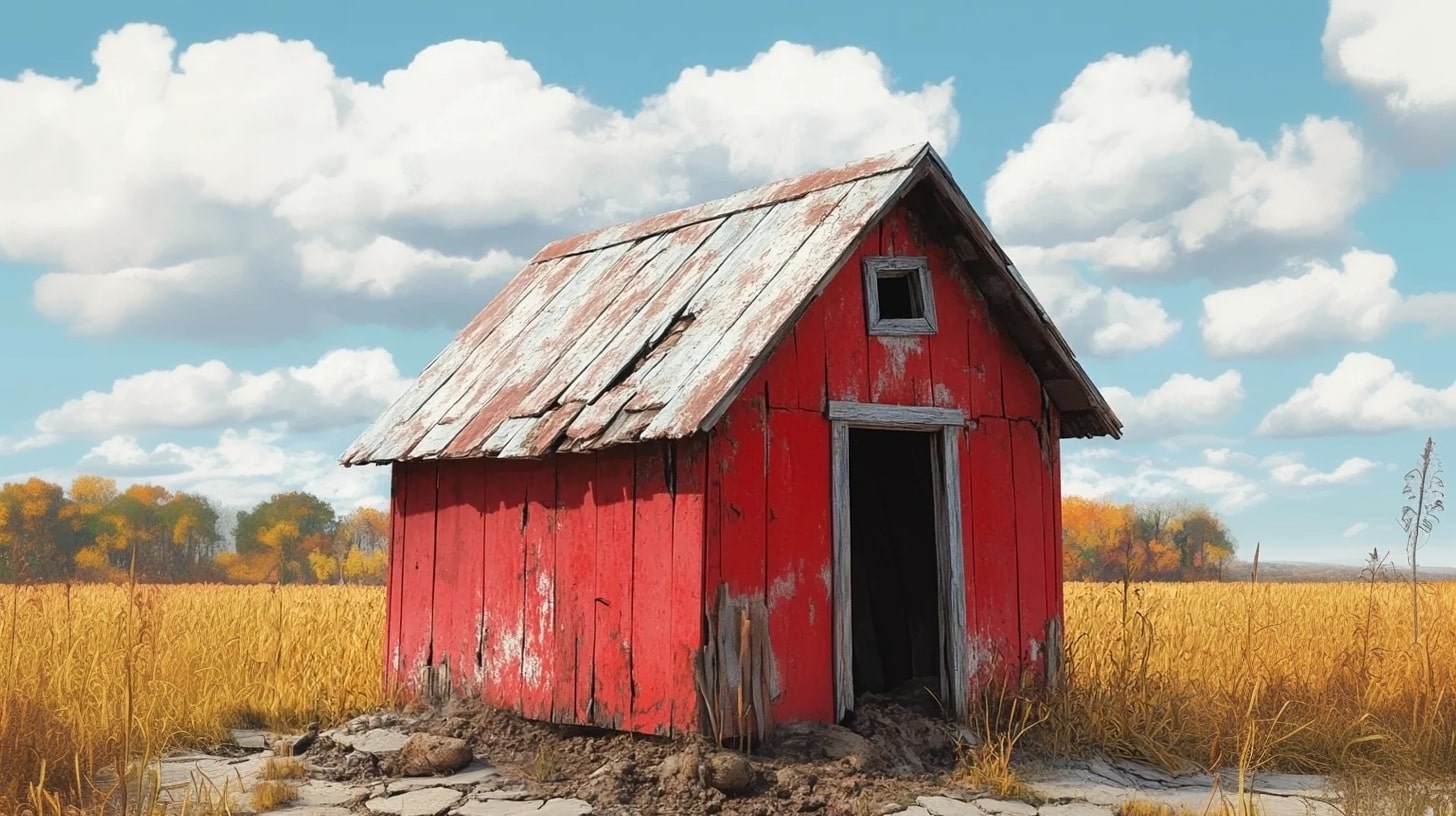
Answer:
top-left (341, 143), bottom-right (1121, 740)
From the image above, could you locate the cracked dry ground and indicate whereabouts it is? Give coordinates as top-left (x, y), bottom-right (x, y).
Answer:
top-left (155, 687), bottom-right (1344, 816)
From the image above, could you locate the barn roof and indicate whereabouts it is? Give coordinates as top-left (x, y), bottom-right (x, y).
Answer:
top-left (341, 143), bottom-right (1122, 466)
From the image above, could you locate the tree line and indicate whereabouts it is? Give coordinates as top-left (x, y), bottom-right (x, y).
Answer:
top-left (0, 474), bottom-right (1240, 585)
top-left (0, 475), bottom-right (388, 584)
top-left (1062, 496), bottom-right (1237, 581)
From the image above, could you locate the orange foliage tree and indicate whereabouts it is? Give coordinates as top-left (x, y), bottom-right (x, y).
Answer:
top-left (1062, 496), bottom-right (1236, 581)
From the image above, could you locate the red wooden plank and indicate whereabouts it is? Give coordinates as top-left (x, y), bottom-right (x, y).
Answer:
top-left (704, 431), bottom-right (725, 609)
top-left (792, 307), bottom-right (829, 413)
top-left (431, 462), bottom-right (463, 687)
top-left (1048, 413), bottom-right (1064, 621)
top-left (717, 376), bottom-right (769, 596)
top-left (629, 444), bottom-right (677, 734)
top-left (480, 459), bottom-right (527, 711)
top-left (1000, 340), bottom-right (1043, 421)
top-left (715, 376), bottom-right (769, 737)
top-left (519, 460), bottom-right (558, 720)
top-left (670, 437), bottom-right (708, 734)
top-left (823, 239), bottom-right (871, 402)
top-left (766, 407), bottom-right (833, 724)
top-left (553, 453), bottom-right (598, 723)
top-left (386, 465), bottom-right (407, 690)
top-left (1010, 420), bottom-right (1048, 683)
top-left (763, 331), bottom-right (799, 410)
top-left (964, 274), bottom-right (1004, 419)
top-left (967, 418), bottom-right (1019, 683)
top-left (434, 460), bottom-right (488, 695)
top-left (399, 463), bottom-right (439, 689)
top-left (591, 448), bottom-right (636, 728)
top-left (925, 236), bottom-right (972, 413)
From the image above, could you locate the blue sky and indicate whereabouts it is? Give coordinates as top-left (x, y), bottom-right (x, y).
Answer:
top-left (2, 0), bottom-right (1453, 565)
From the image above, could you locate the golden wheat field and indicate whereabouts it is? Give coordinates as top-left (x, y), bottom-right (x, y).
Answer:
top-left (8, 579), bottom-right (1456, 812)
top-left (0, 582), bottom-right (386, 812)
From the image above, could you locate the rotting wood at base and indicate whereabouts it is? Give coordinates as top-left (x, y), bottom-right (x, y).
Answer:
top-left (695, 584), bottom-right (774, 750)
top-left (1044, 617), bottom-right (1063, 692)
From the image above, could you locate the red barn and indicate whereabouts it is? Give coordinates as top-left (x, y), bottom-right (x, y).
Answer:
top-left (341, 143), bottom-right (1121, 741)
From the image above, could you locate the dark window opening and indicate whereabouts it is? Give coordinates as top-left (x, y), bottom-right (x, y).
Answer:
top-left (847, 428), bottom-right (942, 702)
top-left (875, 272), bottom-right (920, 320)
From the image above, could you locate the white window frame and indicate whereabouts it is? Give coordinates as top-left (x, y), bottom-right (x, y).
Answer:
top-left (863, 255), bottom-right (938, 336)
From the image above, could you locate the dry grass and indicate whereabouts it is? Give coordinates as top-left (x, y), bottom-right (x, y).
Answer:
top-left (0, 582), bottom-right (386, 812)
top-left (259, 757), bottom-right (308, 781)
top-left (250, 779), bottom-right (301, 812)
top-left (1047, 579), bottom-right (1456, 774)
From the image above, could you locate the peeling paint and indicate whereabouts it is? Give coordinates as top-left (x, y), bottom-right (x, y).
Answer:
top-left (933, 383), bottom-right (956, 406)
top-left (767, 559), bottom-right (803, 608)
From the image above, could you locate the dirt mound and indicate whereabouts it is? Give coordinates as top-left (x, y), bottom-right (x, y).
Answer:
top-left (400, 681), bottom-right (976, 816)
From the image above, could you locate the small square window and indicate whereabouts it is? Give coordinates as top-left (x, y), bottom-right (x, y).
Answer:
top-left (863, 256), bottom-right (936, 335)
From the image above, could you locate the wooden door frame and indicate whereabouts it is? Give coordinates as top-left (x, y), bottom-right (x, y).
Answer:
top-left (827, 400), bottom-right (968, 722)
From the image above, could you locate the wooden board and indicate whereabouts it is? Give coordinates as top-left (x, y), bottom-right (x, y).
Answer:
top-left (480, 458), bottom-right (527, 711)
top-left (552, 453), bottom-right (598, 723)
top-left (967, 418), bottom-right (1020, 681)
top-left (712, 375), bottom-right (770, 739)
top-left (591, 448), bottom-right (636, 728)
top-left (399, 463), bottom-right (439, 685)
top-left (433, 460), bottom-right (488, 694)
top-left (386, 465), bottom-right (407, 688)
top-left (1010, 420), bottom-right (1048, 680)
top-left (822, 245), bottom-right (871, 403)
top-left (925, 235), bottom-right (973, 412)
top-left (629, 444), bottom-right (676, 733)
top-left (669, 437), bottom-right (708, 734)
top-left (765, 407), bottom-right (833, 723)
top-left (520, 461), bottom-right (558, 720)
top-left (762, 331), bottom-right (799, 410)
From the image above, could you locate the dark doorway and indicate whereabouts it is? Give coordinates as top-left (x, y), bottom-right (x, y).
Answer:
top-left (846, 427), bottom-right (943, 701)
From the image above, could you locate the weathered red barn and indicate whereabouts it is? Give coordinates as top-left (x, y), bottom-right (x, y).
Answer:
top-left (341, 143), bottom-right (1121, 740)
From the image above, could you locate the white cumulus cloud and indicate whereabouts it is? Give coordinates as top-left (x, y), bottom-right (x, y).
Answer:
top-left (1323, 0), bottom-right (1456, 164)
top-left (1061, 449), bottom-right (1265, 513)
top-left (1102, 371), bottom-right (1245, 439)
top-left (1200, 250), bottom-right (1402, 357)
top-left (1258, 352), bottom-right (1456, 436)
top-left (1200, 249), bottom-right (1456, 357)
top-left (1012, 247), bottom-right (1181, 356)
top-left (1343, 522), bottom-right (1369, 538)
top-left (74, 428), bottom-right (387, 511)
top-left (1, 25), bottom-right (959, 341)
top-left (985, 46), bottom-right (1374, 280)
top-left (1, 348), bottom-right (409, 451)
top-left (1267, 455), bottom-right (1380, 486)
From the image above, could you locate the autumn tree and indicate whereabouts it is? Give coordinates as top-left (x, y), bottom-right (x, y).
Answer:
top-left (224, 492), bottom-right (338, 583)
top-left (1063, 496), bottom-right (1237, 582)
top-left (0, 478), bottom-right (76, 581)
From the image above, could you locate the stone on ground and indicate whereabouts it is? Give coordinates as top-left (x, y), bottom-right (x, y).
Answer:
top-left (395, 733), bottom-right (474, 776)
top-left (973, 799), bottom-right (1038, 816)
top-left (916, 794), bottom-right (987, 815)
top-left (699, 752), bottom-right (754, 793)
top-left (364, 786), bottom-right (463, 816)
top-left (1040, 804), bottom-right (1116, 816)
top-left (455, 799), bottom-right (593, 816)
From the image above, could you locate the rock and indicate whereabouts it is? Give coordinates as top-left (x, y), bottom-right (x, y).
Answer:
top-left (819, 726), bottom-right (874, 765)
top-left (916, 795), bottom-right (987, 815)
top-left (364, 786), bottom-right (463, 816)
top-left (473, 788), bottom-right (534, 800)
top-left (389, 763), bottom-right (499, 792)
top-left (972, 800), bottom-right (1038, 816)
top-left (1040, 805), bottom-right (1115, 816)
top-left (336, 728), bottom-right (411, 754)
top-left (456, 799), bottom-right (593, 816)
top-left (395, 734), bottom-right (473, 776)
top-left (698, 752), bottom-right (754, 794)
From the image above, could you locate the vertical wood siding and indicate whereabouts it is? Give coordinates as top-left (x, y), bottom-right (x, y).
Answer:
top-left (386, 439), bottom-right (707, 736)
top-left (703, 200), bottom-right (1064, 726)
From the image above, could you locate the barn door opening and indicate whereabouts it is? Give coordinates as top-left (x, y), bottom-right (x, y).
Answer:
top-left (829, 401), bottom-right (968, 724)
top-left (847, 428), bottom-right (941, 698)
